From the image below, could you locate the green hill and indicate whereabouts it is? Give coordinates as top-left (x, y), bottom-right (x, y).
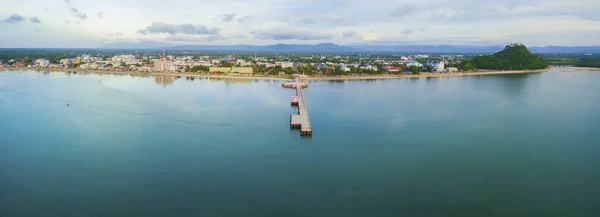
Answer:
top-left (469, 44), bottom-right (548, 70)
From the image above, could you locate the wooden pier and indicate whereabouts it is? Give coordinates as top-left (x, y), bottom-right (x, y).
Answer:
top-left (283, 75), bottom-right (312, 135)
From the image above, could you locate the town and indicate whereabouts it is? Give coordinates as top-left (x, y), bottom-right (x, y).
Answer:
top-left (0, 49), bottom-right (470, 77)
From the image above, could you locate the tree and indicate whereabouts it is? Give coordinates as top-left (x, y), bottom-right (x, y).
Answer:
top-left (219, 61), bottom-right (234, 67)
top-left (190, 65), bottom-right (209, 73)
top-left (185, 65), bottom-right (191, 72)
top-left (462, 61), bottom-right (475, 71)
top-left (425, 65), bottom-right (433, 72)
top-left (409, 66), bottom-right (422, 74)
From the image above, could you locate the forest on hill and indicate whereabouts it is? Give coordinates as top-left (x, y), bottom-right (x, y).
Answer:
top-left (461, 44), bottom-right (548, 70)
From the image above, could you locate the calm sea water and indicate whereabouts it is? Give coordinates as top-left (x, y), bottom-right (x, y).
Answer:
top-left (1, 69), bottom-right (599, 217)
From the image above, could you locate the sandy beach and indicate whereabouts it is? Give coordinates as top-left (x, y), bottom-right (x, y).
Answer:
top-left (569, 67), bottom-right (600, 71)
top-left (1, 67), bottom-right (551, 81)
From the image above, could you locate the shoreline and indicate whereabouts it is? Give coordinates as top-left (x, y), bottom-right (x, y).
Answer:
top-left (1, 67), bottom-right (551, 81)
top-left (570, 67), bottom-right (600, 71)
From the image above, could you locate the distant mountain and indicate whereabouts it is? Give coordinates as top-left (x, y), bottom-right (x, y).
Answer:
top-left (100, 42), bottom-right (174, 49)
top-left (348, 45), bottom-right (506, 53)
top-left (99, 42), bottom-right (600, 53)
top-left (528, 46), bottom-right (600, 54)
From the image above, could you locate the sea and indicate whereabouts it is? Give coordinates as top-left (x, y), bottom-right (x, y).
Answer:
top-left (1, 68), bottom-right (599, 217)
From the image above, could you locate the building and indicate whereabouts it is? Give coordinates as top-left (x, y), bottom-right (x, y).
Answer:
top-left (278, 61), bottom-right (295, 69)
top-left (232, 67), bottom-right (253, 75)
top-left (194, 61), bottom-right (212, 67)
top-left (384, 66), bottom-right (402, 72)
top-left (126, 59), bottom-right (141, 65)
top-left (209, 67), bottom-right (233, 74)
top-left (154, 50), bottom-right (176, 72)
top-left (360, 65), bottom-right (378, 71)
top-left (210, 67), bottom-right (253, 75)
top-left (425, 60), bottom-right (445, 72)
top-left (34, 58), bottom-right (50, 67)
top-left (60, 59), bottom-right (72, 67)
top-left (236, 59), bottom-right (252, 66)
top-left (406, 61), bottom-right (423, 68)
top-left (446, 67), bottom-right (458, 73)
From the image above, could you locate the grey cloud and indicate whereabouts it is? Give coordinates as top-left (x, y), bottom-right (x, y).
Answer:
top-left (35, 29), bottom-right (40, 33)
top-left (342, 31), bottom-right (357, 38)
top-left (294, 14), bottom-right (356, 26)
top-left (220, 14), bottom-right (235, 22)
top-left (388, 0), bottom-right (548, 22)
top-left (252, 28), bottom-right (333, 40)
top-left (233, 34), bottom-right (246, 39)
top-left (237, 15), bottom-right (251, 23)
top-left (65, 0), bottom-right (71, 4)
top-left (97, 11), bottom-right (103, 18)
top-left (165, 34), bottom-right (227, 42)
top-left (70, 8), bottom-right (87, 20)
top-left (401, 29), bottom-right (412, 35)
top-left (29, 16), bottom-right (41, 24)
top-left (5, 14), bottom-right (25, 23)
top-left (390, 4), bottom-right (419, 17)
top-left (137, 22), bottom-right (221, 35)
top-left (109, 32), bottom-right (123, 37)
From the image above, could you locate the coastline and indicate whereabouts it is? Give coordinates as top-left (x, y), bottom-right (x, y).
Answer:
top-left (1, 67), bottom-right (549, 81)
top-left (570, 67), bottom-right (600, 71)
top-left (302, 69), bottom-right (548, 80)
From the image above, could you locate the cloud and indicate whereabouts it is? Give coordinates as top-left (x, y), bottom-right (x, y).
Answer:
top-left (97, 11), bottom-right (103, 18)
top-left (361, 32), bottom-right (380, 41)
top-left (219, 14), bottom-right (235, 22)
top-left (290, 14), bottom-right (357, 26)
top-left (252, 28), bottom-right (333, 40)
top-left (342, 31), bottom-right (357, 38)
top-left (137, 22), bottom-right (221, 35)
top-left (401, 29), bottom-right (413, 35)
top-left (35, 29), bottom-right (40, 33)
top-left (29, 16), bottom-right (41, 24)
top-left (164, 34), bottom-right (227, 42)
top-left (70, 8), bottom-right (87, 20)
top-left (390, 4), bottom-right (419, 17)
top-left (5, 14), bottom-right (25, 23)
top-left (65, 0), bottom-right (71, 4)
top-left (237, 15), bottom-right (251, 23)
top-left (109, 32), bottom-right (124, 37)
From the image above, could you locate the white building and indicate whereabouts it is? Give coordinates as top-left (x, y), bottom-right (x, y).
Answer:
top-left (278, 61), bottom-right (295, 68)
top-left (60, 59), bottom-right (72, 67)
top-left (406, 61), bottom-right (423, 68)
top-left (125, 59), bottom-right (141, 65)
top-left (360, 65), bottom-right (378, 71)
top-left (194, 61), bottom-right (212, 66)
top-left (425, 60), bottom-right (445, 72)
top-left (236, 59), bottom-right (252, 66)
top-left (153, 60), bottom-right (176, 72)
top-left (34, 58), bottom-right (50, 67)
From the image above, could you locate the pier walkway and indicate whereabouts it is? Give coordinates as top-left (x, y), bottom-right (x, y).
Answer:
top-left (282, 75), bottom-right (312, 135)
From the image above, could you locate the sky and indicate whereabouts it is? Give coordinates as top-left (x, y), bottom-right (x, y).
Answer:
top-left (1, 0), bottom-right (600, 48)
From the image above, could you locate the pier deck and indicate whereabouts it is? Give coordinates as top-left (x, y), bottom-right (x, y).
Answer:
top-left (284, 75), bottom-right (312, 135)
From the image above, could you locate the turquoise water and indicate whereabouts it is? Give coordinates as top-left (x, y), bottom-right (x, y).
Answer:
top-left (1, 69), bottom-right (599, 216)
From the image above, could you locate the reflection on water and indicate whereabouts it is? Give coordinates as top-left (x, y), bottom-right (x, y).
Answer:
top-left (208, 77), bottom-right (253, 83)
top-left (154, 75), bottom-right (179, 87)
